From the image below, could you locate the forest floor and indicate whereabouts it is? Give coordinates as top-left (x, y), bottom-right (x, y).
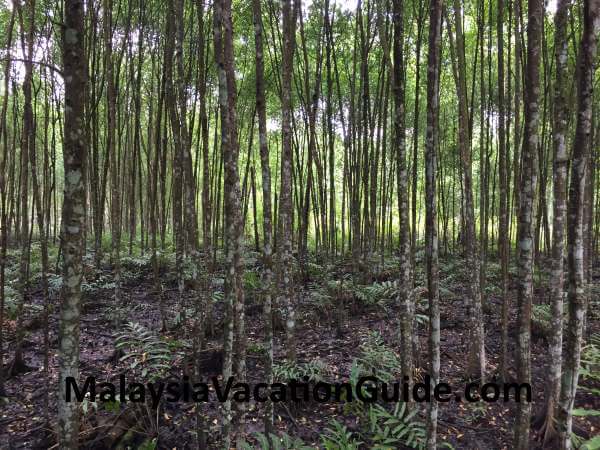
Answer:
top-left (1, 246), bottom-right (598, 449)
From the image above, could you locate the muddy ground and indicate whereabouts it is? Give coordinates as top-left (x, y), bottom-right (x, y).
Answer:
top-left (1, 249), bottom-right (598, 449)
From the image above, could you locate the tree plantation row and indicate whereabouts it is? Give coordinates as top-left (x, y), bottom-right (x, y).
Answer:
top-left (0, 0), bottom-right (598, 448)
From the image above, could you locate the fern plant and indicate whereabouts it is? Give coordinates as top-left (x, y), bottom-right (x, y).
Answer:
top-left (354, 282), bottom-right (429, 325)
top-left (104, 322), bottom-right (176, 439)
top-left (321, 419), bottom-right (362, 449)
top-left (243, 269), bottom-right (261, 291)
top-left (3, 285), bottom-right (18, 319)
top-left (211, 290), bottom-right (224, 304)
top-left (341, 333), bottom-right (401, 417)
top-left (273, 359), bottom-right (328, 383)
top-left (114, 322), bottom-right (173, 381)
top-left (307, 283), bottom-right (335, 323)
top-left (532, 304), bottom-right (551, 327)
top-left (355, 332), bottom-right (401, 383)
top-left (121, 254), bottom-right (152, 270)
top-left (47, 274), bottom-right (63, 298)
top-left (574, 333), bottom-right (600, 417)
top-left (239, 432), bottom-right (315, 450)
top-left (367, 403), bottom-right (426, 450)
top-left (345, 355), bottom-right (427, 450)
top-left (564, 334), bottom-right (600, 449)
top-left (306, 261), bottom-right (327, 281)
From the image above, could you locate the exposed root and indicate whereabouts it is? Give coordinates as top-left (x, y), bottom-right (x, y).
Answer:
top-left (6, 354), bottom-right (34, 378)
top-left (534, 397), bottom-right (559, 448)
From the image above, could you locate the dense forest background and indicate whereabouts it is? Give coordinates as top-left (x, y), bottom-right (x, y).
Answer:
top-left (0, 0), bottom-right (599, 448)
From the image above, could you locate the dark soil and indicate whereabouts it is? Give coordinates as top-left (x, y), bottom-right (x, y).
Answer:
top-left (1, 251), bottom-right (598, 449)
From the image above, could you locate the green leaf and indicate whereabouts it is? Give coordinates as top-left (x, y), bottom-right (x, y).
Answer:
top-left (582, 436), bottom-right (600, 450)
top-left (572, 408), bottom-right (600, 417)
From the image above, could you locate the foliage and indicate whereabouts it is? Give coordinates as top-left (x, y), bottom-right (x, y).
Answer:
top-left (580, 436), bottom-right (600, 450)
top-left (3, 285), bottom-right (19, 319)
top-left (239, 432), bottom-right (315, 450)
top-left (321, 419), bottom-right (362, 449)
top-left (576, 333), bottom-right (600, 410)
top-left (354, 281), bottom-right (395, 306)
top-left (353, 281), bottom-right (429, 325)
top-left (567, 333), bottom-right (600, 449)
top-left (571, 433), bottom-right (600, 450)
top-left (463, 401), bottom-right (487, 424)
top-left (354, 331), bottom-right (401, 383)
top-left (588, 283), bottom-right (600, 321)
top-left (137, 438), bottom-right (158, 450)
top-left (241, 405), bottom-right (426, 450)
top-left (343, 338), bottom-right (426, 450)
top-left (367, 403), bottom-right (426, 449)
top-left (325, 277), bottom-right (353, 302)
top-left (211, 290), bottom-right (224, 304)
top-left (305, 261), bottom-right (330, 281)
top-left (81, 273), bottom-right (116, 295)
top-left (172, 307), bottom-right (196, 327)
top-left (273, 359), bottom-right (328, 383)
top-left (2, 284), bottom-right (43, 320)
top-left (47, 273), bottom-right (63, 297)
top-left (181, 257), bottom-right (198, 282)
top-left (309, 283), bottom-right (334, 307)
top-left (247, 342), bottom-right (265, 355)
top-left (243, 269), bottom-right (261, 291)
top-left (114, 322), bottom-right (174, 381)
top-left (306, 283), bottom-right (335, 322)
top-left (531, 304), bottom-right (552, 336)
top-left (242, 250), bottom-right (261, 268)
top-left (120, 254), bottom-right (153, 271)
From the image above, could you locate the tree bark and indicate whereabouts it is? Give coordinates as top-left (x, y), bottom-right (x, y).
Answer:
top-left (514, 0), bottom-right (543, 446)
top-left (278, 0), bottom-right (298, 363)
top-left (498, 0), bottom-right (510, 384)
top-left (556, 1), bottom-right (600, 447)
top-left (253, 0), bottom-right (275, 434)
top-left (57, 0), bottom-right (86, 446)
top-left (449, 0), bottom-right (486, 381)
top-left (542, 0), bottom-right (571, 443)
top-left (424, 0), bottom-right (443, 446)
top-left (391, 0), bottom-right (414, 388)
top-left (214, 0), bottom-right (246, 444)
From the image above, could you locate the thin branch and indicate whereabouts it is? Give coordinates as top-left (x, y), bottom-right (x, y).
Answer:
top-left (0, 56), bottom-right (63, 76)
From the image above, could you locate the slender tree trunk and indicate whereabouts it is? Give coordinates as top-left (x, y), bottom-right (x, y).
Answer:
top-left (198, 0), bottom-right (212, 260)
top-left (514, 0), bottom-right (543, 446)
top-left (411, 0), bottom-right (424, 274)
top-left (214, 0), bottom-right (246, 444)
top-left (151, 49), bottom-right (166, 329)
top-left (391, 0), bottom-right (413, 388)
top-left (278, 0), bottom-right (298, 363)
top-left (165, 0), bottom-right (185, 325)
top-left (449, 0), bottom-right (485, 381)
top-left (57, 0), bottom-right (86, 445)
top-left (0, 4), bottom-right (15, 396)
top-left (11, 0), bottom-right (36, 374)
top-left (498, 0), bottom-right (511, 384)
top-left (424, 0), bottom-right (443, 446)
top-left (512, 0), bottom-right (523, 244)
top-left (556, 1), bottom-right (600, 447)
top-left (174, 0), bottom-right (200, 266)
top-left (104, 0), bottom-right (122, 321)
top-left (253, 0), bottom-right (274, 433)
top-left (29, 73), bottom-right (51, 422)
top-left (325, 2), bottom-right (336, 257)
top-left (541, 0), bottom-right (571, 443)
